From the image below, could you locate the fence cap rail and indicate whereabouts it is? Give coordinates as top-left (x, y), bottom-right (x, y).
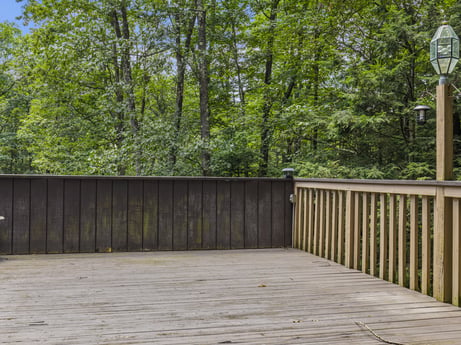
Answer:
top-left (0, 174), bottom-right (291, 182)
top-left (294, 178), bottom-right (461, 187)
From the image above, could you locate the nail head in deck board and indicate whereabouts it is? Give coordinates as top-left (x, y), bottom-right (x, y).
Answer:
top-left (12, 179), bottom-right (30, 254)
top-left (30, 179), bottom-right (47, 254)
top-left (63, 179), bottom-right (81, 253)
top-left (128, 180), bottom-right (143, 251)
top-left (188, 180), bottom-right (203, 250)
top-left (258, 181), bottom-right (272, 248)
top-left (231, 181), bottom-right (245, 249)
top-left (142, 180), bottom-right (158, 251)
top-left (174, 180), bottom-right (188, 250)
top-left (202, 181), bottom-right (217, 249)
top-left (216, 181), bottom-right (231, 249)
top-left (158, 181), bottom-right (173, 250)
top-left (271, 182), bottom-right (285, 247)
top-left (0, 179), bottom-right (13, 254)
top-left (47, 179), bottom-right (64, 253)
top-left (80, 180), bottom-right (96, 253)
top-left (112, 180), bottom-right (128, 251)
top-left (244, 180), bottom-right (258, 249)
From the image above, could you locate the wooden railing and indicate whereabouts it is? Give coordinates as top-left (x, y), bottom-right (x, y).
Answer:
top-left (293, 179), bottom-right (461, 306)
top-left (0, 175), bottom-right (293, 255)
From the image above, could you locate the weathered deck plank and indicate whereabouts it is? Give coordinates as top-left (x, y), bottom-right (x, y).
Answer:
top-left (1, 249), bottom-right (461, 344)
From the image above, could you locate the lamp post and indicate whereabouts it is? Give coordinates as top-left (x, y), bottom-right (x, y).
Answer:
top-left (430, 22), bottom-right (459, 303)
top-left (431, 22), bottom-right (459, 180)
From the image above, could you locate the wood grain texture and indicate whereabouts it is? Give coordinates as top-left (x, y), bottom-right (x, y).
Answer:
top-left (3, 249), bottom-right (461, 345)
top-left (63, 179), bottom-right (80, 253)
top-left (13, 179), bottom-right (30, 254)
top-left (30, 179), bottom-right (47, 254)
top-left (47, 179), bottom-right (64, 253)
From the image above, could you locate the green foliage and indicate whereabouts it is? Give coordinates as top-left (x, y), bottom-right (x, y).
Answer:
top-left (1, 0), bottom-right (460, 178)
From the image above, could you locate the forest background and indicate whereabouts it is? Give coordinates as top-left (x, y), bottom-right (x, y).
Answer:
top-left (0, 0), bottom-right (460, 179)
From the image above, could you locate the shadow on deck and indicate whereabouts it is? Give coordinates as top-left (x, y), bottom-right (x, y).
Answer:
top-left (2, 249), bottom-right (461, 345)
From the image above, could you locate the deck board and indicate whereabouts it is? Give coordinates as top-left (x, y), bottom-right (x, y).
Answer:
top-left (1, 249), bottom-right (461, 344)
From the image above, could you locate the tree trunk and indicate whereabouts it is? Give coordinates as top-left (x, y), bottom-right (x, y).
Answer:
top-left (197, 0), bottom-right (211, 176)
top-left (258, 0), bottom-right (280, 176)
top-left (170, 10), bottom-right (196, 174)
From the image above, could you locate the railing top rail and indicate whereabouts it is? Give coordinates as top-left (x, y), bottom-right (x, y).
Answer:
top-left (294, 178), bottom-right (461, 196)
top-left (0, 174), bottom-right (290, 182)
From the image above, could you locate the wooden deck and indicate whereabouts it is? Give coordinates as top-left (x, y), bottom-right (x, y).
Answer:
top-left (2, 249), bottom-right (461, 344)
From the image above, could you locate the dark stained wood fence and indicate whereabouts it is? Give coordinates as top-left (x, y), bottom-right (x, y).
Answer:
top-left (0, 176), bottom-right (293, 254)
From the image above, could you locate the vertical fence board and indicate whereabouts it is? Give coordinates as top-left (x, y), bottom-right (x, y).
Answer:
top-left (47, 179), bottom-right (64, 253)
top-left (0, 179), bottom-right (12, 254)
top-left (80, 180), bottom-right (96, 253)
top-left (244, 181), bottom-right (258, 249)
top-left (188, 181), bottom-right (203, 250)
top-left (231, 182), bottom-right (245, 249)
top-left (398, 194), bottom-right (407, 286)
top-left (128, 180), bottom-right (143, 251)
top-left (143, 181), bottom-right (158, 251)
top-left (174, 180), bottom-right (188, 250)
top-left (379, 193), bottom-right (389, 280)
top-left (13, 179), bottom-right (30, 254)
top-left (389, 194), bottom-right (397, 283)
top-left (158, 181), bottom-right (173, 250)
top-left (63, 179), bottom-right (80, 253)
top-left (410, 195), bottom-right (419, 291)
top-left (30, 179), bottom-right (47, 254)
top-left (271, 182), bottom-right (285, 248)
top-left (258, 181), bottom-right (272, 248)
top-left (112, 180), bottom-right (128, 252)
top-left (217, 181), bottom-right (231, 249)
top-left (284, 181), bottom-right (293, 247)
top-left (313, 190), bottom-right (320, 256)
top-left (96, 180), bottom-right (112, 253)
top-left (202, 181), bottom-right (217, 249)
top-left (422, 196), bottom-right (431, 296)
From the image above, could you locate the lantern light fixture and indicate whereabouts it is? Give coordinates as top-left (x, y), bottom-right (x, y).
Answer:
top-left (430, 22), bottom-right (460, 84)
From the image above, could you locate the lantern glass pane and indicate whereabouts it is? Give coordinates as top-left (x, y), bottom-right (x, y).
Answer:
top-left (430, 24), bottom-right (460, 75)
top-left (453, 38), bottom-right (460, 58)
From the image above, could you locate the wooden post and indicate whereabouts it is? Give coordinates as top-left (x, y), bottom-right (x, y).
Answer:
top-left (433, 83), bottom-right (454, 303)
top-left (436, 84), bottom-right (453, 181)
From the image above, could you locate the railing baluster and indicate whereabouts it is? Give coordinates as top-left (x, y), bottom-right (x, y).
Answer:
top-left (307, 189), bottom-right (314, 253)
top-left (453, 198), bottom-right (461, 306)
top-left (338, 191), bottom-right (345, 265)
top-left (313, 190), bottom-right (320, 256)
top-left (370, 193), bottom-right (378, 277)
top-left (300, 189), bottom-right (307, 251)
top-left (398, 194), bottom-right (407, 287)
top-left (421, 196), bottom-right (431, 295)
top-left (345, 190), bottom-right (355, 268)
top-left (362, 193), bottom-right (370, 274)
top-left (319, 190), bottom-right (326, 258)
top-left (331, 191), bottom-right (338, 262)
top-left (410, 195), bottom-right (419, 291)
top-left (379, 193), bottom-right (388, 280)
top-left (325, 191), bottom-right (332, 260)
top-left (353, 192), bottom-right (361, 270)
top-left (389, 194), bottom-right (397, 283)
